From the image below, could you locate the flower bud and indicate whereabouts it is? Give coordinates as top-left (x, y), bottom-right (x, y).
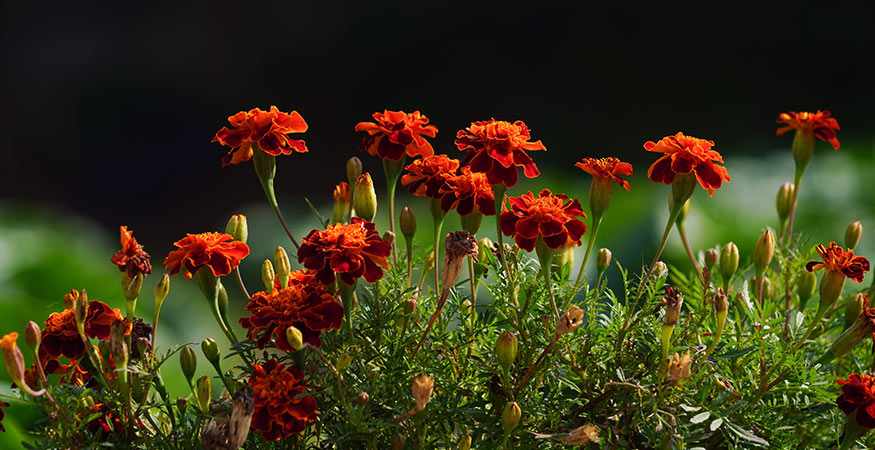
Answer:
top-left (74, 290), bottom-right (89, 336)
top-left (750, 275), bottom-right (774, 301)
top-left (196, 375), bottom-right (211, 412)
top-left (412, 374), bottom-right (434, 412)
top-left (354, 391), bottom-right (370, 406)
top-left (180, 345), bottom-right (197, 387)
top-left (354, 172), bottom-right (378, 222)
top-left (796, 270), bottom-right (817, 311)
top-left (597, 248), bottom-right (612, 273)
top-left (225, 214), bottom-right (248, 243)
top-left (552, 241), bottom-right (575, 277)
top-left (80, 395), bottom-right (96, 409)
top-left (501, 401), bottom-right (521, 432)
top-left (24, 321), bottom-right (41, 353)
top-left (400, 206), bottom-right (417, 238)
top-left (776, 182), bottom-right (794, 222)
top-left (391, 434), bottom-right (407, 450)
top-left (662, 287), bottom-right (684, 327)
top-left (274, 247), bottom-right (291, 290)
top-left (589, 176), bottom-right (614, 218)
top-left (845, 220), bottom-right (863, 250)
top-left (332, 182), bottom-right (351, 224)
top-left (714, 288), bottom-right (728, 313)
top-left (383, 231), bottom-right (395, 247)
top-left (459, 435), bottom-right (472, 450)
top-left (753, 229), bottom-right (775, 276)
top-left (201, 338), bottom-right (220, 366)
top-left (654, 261), bottom-right (668, 278)
top-left (460, 211), bottom-right (483, 235)
top-left (719, 242), bottom-right (739, 281)
top-left (63, 289), bottom-right (79, 309)
top-left (122, 272), bottom-right (144, 303)
top-left (285, 326), bottom-right (304, 351)
top-left (346, 156), bottom-right (363, 185)
top-left (176, 397), bottom-right (188, 416)
top-left (478, 238), bottom-right (494, 263)
top-left (155, 274), bottom-right (170, 310)
top-left (336, 352), bottom-right (352, 372)
top-left (1, 333), bottom-right (41, 397)
top-left (423, 251), bottom-right (435, 275)
top-left (496, 331), bottom-right (518, 373)
top-left (109, 321), bottom-right (129, 369)
top-left (136, 337), bottom-right (151, 359)
top-left (261, 259), bottom-right (275, 291)
top-left (704, 248), bottom-right (719, 269)
top-left (460, 299), bottom-right (474, 316)
top-left (217, 282), bottom-right (229, 317)
top-left (845, 293), bottom-right (866, 329)
top-left (818, 270), bottom-right (847, 315)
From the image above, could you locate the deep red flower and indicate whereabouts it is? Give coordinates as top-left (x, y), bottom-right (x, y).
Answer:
top-left (400, 154), bottom-right (460, 199)
top-left (164, 232), bottom-right (250, 279)
top-left (111, 226), bottom-right (152, 278)
top-left (776, 110), bottom-right (840, 150)
top-left (249, 359), bottom-right (317, 440)
top-left (355, 110), bottom-right (438, 161)
top-left (455, 119), bottom-right (545, 188)
top-left (499, 189), bottom-right (587, 252)
top-left (41, 296), bottom-right (124, 361)
top-left (213, 106), bottom-right (309, 166)
top-left (645, 132), bottom-right (730, 196)
top-left (574, 157), bottom-right (634, 191)
top-left (439, 166), bottom-right (496, 215)
top-left (240, 275), bottom-right (343, 351)
top-left (298, 218), bottom-right (391, 286)
top-left (806, 241), bottom-right (870, 283)
top-left (0, 400), bottom-right (9, 432)
top-left (837, 373), bottom-right (875, 428)
top-left (81, 402), bottom-right (137, 441)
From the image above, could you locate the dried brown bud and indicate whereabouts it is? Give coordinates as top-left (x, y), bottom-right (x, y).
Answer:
top-left (661, 287), bottom-right (684, 327)
top-left (704, 248), bottom-right (719, 268)
top-left (554, 306), bottom-right (585, 339)
top-left (383, 231), bottom-right (395, 246)
top-left (63, 289), bottom-right (79, 309)
top-left (412, 374), bottom-right (434, 412)
top-left (354, 391), bottom-right (370, 406)
top-left (440, 231), bottom-right (478, 289)
top-left (561, 424), bottom-right (601, 446)
top-left (667, 351), bottom-right (692, 383)
top-left (109, 321), bottom-right (129, 369)
top-left (714, 288), bottom-right (728, 313)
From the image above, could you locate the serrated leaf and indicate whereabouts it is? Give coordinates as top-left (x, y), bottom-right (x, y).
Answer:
top-left (710, 418), bottom-right (723, 431)
top-left (690, 411), bottom-right (711, 424)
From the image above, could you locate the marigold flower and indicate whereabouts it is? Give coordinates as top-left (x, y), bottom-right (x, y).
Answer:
top-left (401, 154), bottom-right (460, 199)
top-left (439, 166), bottom-right (496, 215)
top-left (213, 106), bottom-right (308, 166)
top-left (111, 226), bottom-right (152, 278)
top-left (249, 359), bottom-right (317, 441)
top-left (82, 403), bottom-right (129, 440)
top-left (355, 110), bottom-right (438, 161)
top-left (41, 298), bottom-right (124, 360)
top-left (0, 400), bottom-right (9, 432)
top-left (806, 241), bottom-right (870, 283)
top-left (836, 373), bottom-right (875, 428)
top-left (499, 189), bottom-right (587, 252)
top-left (164, 232), bottom-right (250, 279)
top-left (776, 110), bottom-right (840, 150)
top-left (455, 119), bottom-right (545, 187)
top-left (239, 278), bottom-right (343, 351)
top-left (574, 157), bottom-right (633, 191)
top-left (645, 132), bottom-right (730, 196)
top-left (298, 218), bottom-right (391, 286)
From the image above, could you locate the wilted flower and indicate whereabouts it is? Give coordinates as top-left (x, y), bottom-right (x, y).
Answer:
top-left (776, 110), bottom-right (840, 150)
top-left (213, 106), bottom-right (308, 166)
top-left (667, 351), bottom-right (692, 383)
top-left (441, 231), bottom-right (479, 288)
top-left (401, 154), bottom-right (460, 199)
top-left (249, 359), bottom-right (317, 440)
top-left (355, 110), bottom-right (438, 161)
top-left (411, 374), bottom-right (434, 412)
top-left (499, 189), bottom-right (587, 252)
top-left (164, 232), bottom-right (250, 279)
top-left (554, 306), bottom-right (585, 339)
top-left (645, 132), bottom-right (730, 196)
top-left (561, 424), bottom-right (601, 446)
top-left (455, 119), bottom-right (546, 187)
top-left (298, 218), bottom-right (392, 286)
top-left (439, 166), bottom-right (496, 215)
top-left (111, 226), bottom-right (152, 278)
top-left (661, 286), bottom-right (684, 327)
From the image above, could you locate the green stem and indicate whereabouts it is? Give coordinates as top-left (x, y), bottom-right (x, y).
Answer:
top-left (253, 149), bottom-right (299, 249)
top-left (677, 223), bottom-right (702, 278)
top-left (384, 158), bottom-right (404, 265)
top-left (573, 213), bottom-right (602, 294)
top-left (431, 199), bottom-right (445, 295)
top-left (492, 184), bottom-right (519, 309)
top-left (784, 168), bottom-right (804, 248)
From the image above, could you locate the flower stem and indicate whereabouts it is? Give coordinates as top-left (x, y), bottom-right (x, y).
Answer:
top-left (383, 157), bottom-right (405, 265)
top-left (572, 212), bottom-right (602, 294)
top-left (677, 223), bottom-right (702, 279)
top-left (253, 149), bottom-right (299, 249)
top-left (784, 168), bottom-right (804, 248)
top-left (493, 185), bottom-right (519, 309)
top-left (430, 198), bottom-right (445, 295)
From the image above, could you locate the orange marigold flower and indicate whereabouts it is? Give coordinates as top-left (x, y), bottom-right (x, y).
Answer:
top-left (41, 298), bottom-right (124, 360)
top-left (0, 400), bottom-right (9, 432)
top-left (499, 189), bottom-right (587, 252)
top-left (836, 373), bottom-right (875, 428)
top-left (213, 106), bottom-right (309, 166)
top-left (164, 232), bottom-right (250, 279)
top-left (333, 182), bottom-right (350, 203)
top-left (111, 226), bottom-right (152, 278)
top-left (298, 218), bottom-right (391, 286)
top-left (355, 110), bottom-right (438, 161)
top-left (239, 276), bottom-right (343, 351)
top-left (455, 119), bottom-right (546, 188)
top-left (645, 132), bottom-right (730, 196)
top-left (401, 154), bottom-right (460, 199)
top-left (806, 241), bottom-right (870, 283)
top-left (249, 359), bottom-right (317, 440)
top-left (574, 157), bottom-right (634, 191)
top-left (439, 166), bottom-right (496, 216)
top-left (777, 110), bottom-right (840, 150)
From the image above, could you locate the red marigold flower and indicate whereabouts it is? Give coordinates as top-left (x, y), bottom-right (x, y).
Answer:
top-left (249, 359), bottom-right (317, 440)
top-left (0, 399), bottom-right (9, 432)
top-left (111, 226), bottom-right (152, 278)
top-left (239, 276), bottom-right (343, 351)
top-left (401, 154), bottom-right (461, 199)
top-left (574, 157), bottom-right (634, 191)
top-left (455, 119), bottom-right (546, 188)
top-left (355, 110), bottom-right (438, 161)
top-left (776, 110), bottom-right (840, 150)
top-left (298, 218), bottom-right (391, 286)
top-left (81, 402), bottom-right (138, 441)
top-left (645, 132), bottom-right (731, 196)
top-left (41, 298), bottom-right (124, 360)
top-left (439, 166), bottom-right (496, 215)
top-left (164, 232), bottom-right (250, 279)
top-left (499, 189), bottom-right (587, 252)
top-left (213, 106), bottom-right (309, 167)
top-left (806, 241), bottom-right (870, 283)
top-left (836, 373), bottom-right (875, 428)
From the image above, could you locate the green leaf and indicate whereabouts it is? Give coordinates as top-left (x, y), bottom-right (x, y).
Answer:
top-left (726, 421), bottom-right (769, 447)
top-left (680, 404), bottom-right (701, 412)
top-left (304, 197), bottom-right (329, 228)
top-left (690, 411), bottom-right (711, 424)
top-left (715, 345), bottom-right (756, 359)
top-left (710, 418), bottom-right (723, 431)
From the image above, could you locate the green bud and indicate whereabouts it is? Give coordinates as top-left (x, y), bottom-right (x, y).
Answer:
top-left (845, 221), bottom-right (863, 250)
top-left (122, 272), bottom-right (144, 303)
top-left (80, 395), bottom-right (96, 409)
top-left (496, 331), bottom-right (518, 373)
top-left (460, 299), bottom-right (474, 316)
top-left (353, 172), bottom-right (378, 222)
top-left (180, 345), bottom-right (197, 386)
top-left (275, 247), bottom-right (291, 290)
top-left (589, 176), bottom-right (614, 218)
top-left (423, 251), bottom-right (435, 275)
top-left (262, 259), bottom-right (275, 291)
top-left (24, 321), bottom-right (41, 353)
top-left (796, 270), bottom-right (817, 311)
top-left (654, 261), bottom-right (668, 278)
top-left (336, 352), bottom-right (352, 372)
top-left (155, 274), bottom-right (170, 311)
top-left (346, 156), bottom-right (363, 185)
top-left (285, 326), bottom-right (304, 351)
top-left (400, 206), bottom-right (417, 239)
top-left (704, 248), bottom-right (719, 269)
top-left (845, 293), bottom-right (866, 329)
top-left (478, 238), bottom-right (493, 263)
top-left (776, 182), bottom-right (794, 222)
top-left (201, 338), bottom-right (220, 366)
top-left (597, 248), bottom-right (612, 273)
top-left (459, 435), bottom-right (472, 450)
top-left (225, 214), bottom-right (248, 243)
top-left (217, 282), bottom-right (228, 317)
top-left (501, 401), bottom-right (521, 432)
top-left (753, 229), bottom-right (775, 276)
top-left (719, 242), bottom-right (739, 281)
top-left (196, 375), bottom-right (211, 412)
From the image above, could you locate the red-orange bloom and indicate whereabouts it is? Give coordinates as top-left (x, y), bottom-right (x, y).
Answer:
top-left (355, 110), bottom-right (438, 161)
top-left (574, 157), bottom-right (634, 191)
top-left (645, 132), bottom-right (730, 196)
top-left (41, 298), bottom-right (124, 360)
top-left (455, 119), bottom-right (546, 187)
top-left (806, 241), bottom-right (870, 283)
top-left (111, 226), bottom-right (152, 278)
top-left (401, 154), bottom-right (461, 199)
top-left (776, 110), bottom-right (840, 150)
top-left (164, 232), bottom-right (250, 279)
top-left (81, 403), bottom-right (135, 441)
top-left (499, 189), bottom-right (587, 252)
top-left (837, 373), bottom-right (875, 428)
top-left (239, 275), bottom-right (343, 351)
top-left (440, 166), bottom-right (496, 216)
top-left (249, 359), bottom-right (317, 440)
top-left (298, 218), bottom-right (391, 286)
top-left (333, 182), bottom-right (350, 203)
top-left (213, 106), bottom-right (309, 166)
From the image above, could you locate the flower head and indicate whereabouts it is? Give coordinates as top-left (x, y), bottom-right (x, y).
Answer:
top-left (213, 106), bottom-right (309, 166)
top-left (440, 166), bottom-right (496, 216)
top-left (667, 351), bottom-right (692, 383)
top-left (836, 373), bottom-right (875, 428)
top-left (401, 154), bottom-right (460, 199)
top-left (298, 218), bottom-right (391, 286)
top-left (777, 110), bottom-right (840, 150)
top-left (41, 298), bottom-right (124, 360)
top-left (806, 241), bottom-right (870, 283)
top-left (575, 157), bottom-right (634, 191)
top-left (240, 276), bottom-right (344, 351)
top-left (355, 110), bottom-right (438, 161)
top-left (164, 232), bottom-right (250, 279)
top-left (645, 132), bottom-right (730, 196)
top-left (111, 226), bottom-right (152, 277)
top-left (249, 359), bottom-right (317, 440)
top-left (499, 189), bottom-right (587, 252)
top-left (455, 119), bottom-right (545, 187)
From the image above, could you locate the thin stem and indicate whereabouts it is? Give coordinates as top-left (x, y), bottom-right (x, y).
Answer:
top-left (784, 170), bottom-right (803, 248)
top-left (433, 213), bottom-right (444, 295)
top-left (515, 337), bottom-right (558, 395)
top-left (406, 237), bottom-right (414, 289)
top-left (234, 267), bottom-right (250, 300)
top-left (677, 223), bottom-right (702, 278)
top-left (573, 213), bottom-right (602, 294)
top-left (386, 169), bottom-right (400, 265)
top-left (307, 344), bottom-right (350, 420)
top-left (412, 286), bottom-right (451, 359)
top-left (493, 185), bottom-right (519, 309)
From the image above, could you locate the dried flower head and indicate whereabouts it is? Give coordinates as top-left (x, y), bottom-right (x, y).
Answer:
top-left (500, 189), bottom-right (587, 252)
top-left (440, 231), bottom-right (479, 288)
top-left (412, 374), bottom-right (435, 412)
top-left (164, 232), bottom-right (250, 279)
top-left (836, 373), bottom-right (875, 428)
top-left (298, 218), bottom-right (392, 286)
top-left (776, 110), bottom-right (840, 150)
top-left (645, 132), bottom-right (730, 196)
top-left (561, 424), bottom-right (601, 446)
top-left (554, 306), bottom-right (585, 339)
top-left (667, 351), bottom-right (692, 383)
top-left (455, 119), bottom-right (546, 187)
top-left (439, 166), bottom-right (496, 216)
top-left (401, 154), bottom-right (461, 199)
top-left (355, 110), bottom-right (438, 161)
top-left (806, 241), bottom-right (870, 283)
top-left (213, 106), bottom-right (308, 166)
top-left (661, 286), bottom-right (684, 327)
top-left (249, 359), bottom-right (317, 440)
top-left (575, 157), bottom-right (634, 191)
top-left (111, 226), bottom-right (152, 278)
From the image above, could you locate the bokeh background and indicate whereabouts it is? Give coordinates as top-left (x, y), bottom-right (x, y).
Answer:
top-left (1, 2), bottom-right (874, 446)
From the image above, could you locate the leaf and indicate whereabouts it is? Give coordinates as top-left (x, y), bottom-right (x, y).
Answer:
top-left (304, 197), bottom-right (329, 228)
top-left (679, 404), bottom-right (701, 412)
top-left (726, 421), bottom-right (769, 447)
top-left (715, 345), bottom-right (756, 359)
top-left (690, 411), bottom-right (711, 424)
top-left (710, 418), bottom-right (723, 431)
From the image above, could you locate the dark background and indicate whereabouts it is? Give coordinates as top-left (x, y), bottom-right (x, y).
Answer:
top-left (2, 1), bottom-right (874, 248)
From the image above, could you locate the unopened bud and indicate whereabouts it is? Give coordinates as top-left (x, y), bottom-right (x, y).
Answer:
top-left (285, 326), bottom-right (304, 351)
top-left (176, 397), bottom-right (188, 416)
top-left (797, 270), bottom-right (817, 310)
top-left (704, 248), bottom-right (719, 269)
top-left (460, 211), bottom-right (483, 235)
top-left (423, 251), bottom-right (435, 274)
top-left (155, 274), bottom-right (170, 310)
top-left (597, 248), bottom-right (612, 273)
top-left (201, 338), bottom-right (220, 366)
top-left (460, 299), bottom-right (473, 316)
top-left (845, 221), bottom-right (863, 250)
top-left (74, 290), bottom-right (89, 335)
top-left (751, 275), bottom-right (774, 301)
top-left (217, 282), bottom-right (229, 317)
top-left (180, 345), bottom-right (197, 386)
top-left (776, 182), bottom-right (794, 222)
top-left (411, 374), bottom-right (434, 412)
top-left (662, 287), bottom-right (684, 327)
top-left (501, 401), bottom-right (521, 432)
top-left (109, 322), bottom-right (129, 369)
top-left (225, 214), bottom-right (248, 243)
top-left (275, 247), bottom-right (291, 289)
top-left (332, 182), bottom-right (351, 224)
top-left (346, 156), bottom-right (363, 185)
top-left (24, 321), bottom-right (41, 352)
top-left (714, 288), bottom-right (728, 313)
top-left (0, 333), bottom-right (37, 396)
top-left (478, 238), bottom-right (494, 263)
top-left (400, 206), bottom-right (417, 239)
top-left (353, 391), bottom-right (370, 406)
top-left (459, 435), bottom-right (472, 450)
top-left (496, 331), bottom-right (518, 373)
top-left (353, 173), bottom-right (378, 221)
top-left (261, 259), bottom-right (275, 291)
top-left (845, 293), bottom-right (866, 329)
top-left (336, 352), bottom-right (352, 372)
top-left (719, 242), bottom-right (739, 281)
top-left (196, 376), bottom-right (211, 412)
top-left (654, 261), bottom-right (668, 278)
top-left (122, 272), bottom-right (144, 303)
top-left (392, 434), bottom-right (407, 450)
top-left (753, 229), bottom-right (775, 276)
top-left (383, 231), bottom-right (395, 247)
top-left (136, 337), bottom-right (150, 359)
top-left (552, 241), bottom-right (575, 277)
